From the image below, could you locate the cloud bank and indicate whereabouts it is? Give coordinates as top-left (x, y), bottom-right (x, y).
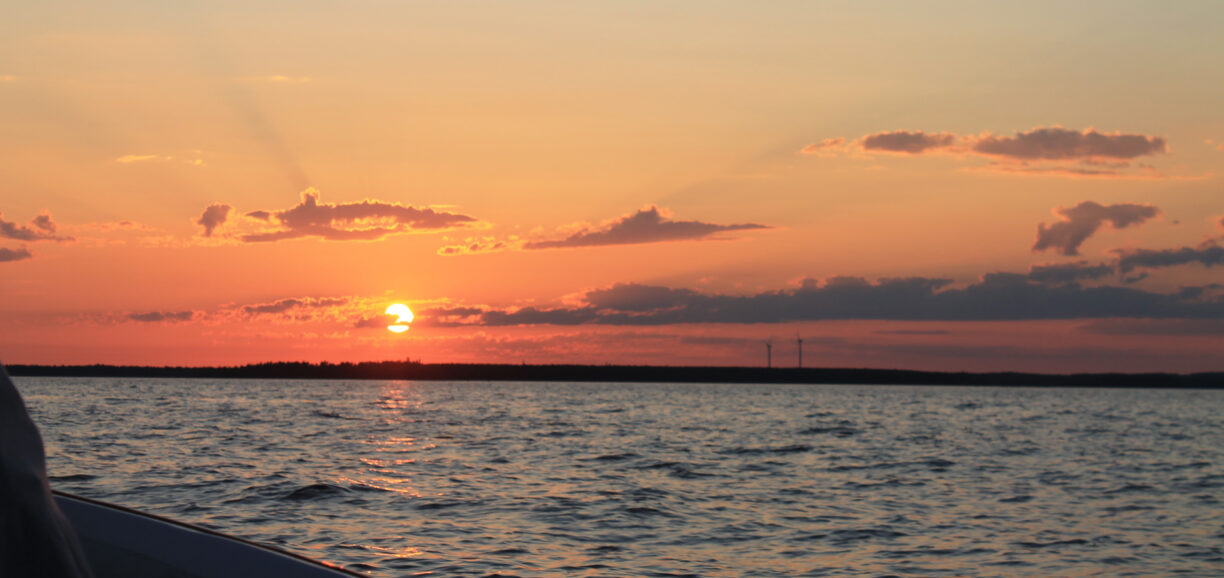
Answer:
top-left (209, 189), bottom-right (477, 243)
top-left (524, 206), bottom-right (769, 250)
top-left (1116, 240), bottom-right (1224, 273)
top-left (803, 126), bottom-right (1170, 178)
top-left (1027, 261), bottom-right (1115, 284)
top-left (1027, 214), bottom-right (1224, 282)
top-left (972, 128), bottom-right (1166, 161)
top-left (420, 275), bottom-right (1224, 327)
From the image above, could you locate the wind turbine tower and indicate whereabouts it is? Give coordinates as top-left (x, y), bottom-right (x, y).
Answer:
top-left (797, 333), bottom-right (803, 369)
top-left (764, 339), bottom-right (773, 369)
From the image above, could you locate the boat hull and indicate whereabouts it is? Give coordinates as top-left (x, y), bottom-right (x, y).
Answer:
top-left (54, 491), bottom-right (360, 578)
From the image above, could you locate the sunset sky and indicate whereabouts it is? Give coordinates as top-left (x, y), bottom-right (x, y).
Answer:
top-left (2, 1), bottom-right (1222, 372)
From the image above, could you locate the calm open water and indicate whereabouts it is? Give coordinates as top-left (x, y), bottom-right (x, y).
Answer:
top-left (17, 377), bottom-right (1224, 576)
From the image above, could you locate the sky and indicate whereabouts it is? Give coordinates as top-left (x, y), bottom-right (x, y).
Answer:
top-left (2, 1), bottom-right (1222, 372)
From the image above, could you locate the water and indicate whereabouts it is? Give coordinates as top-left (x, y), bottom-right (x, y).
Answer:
top-left (18, 378), bottom-right (1224, 576)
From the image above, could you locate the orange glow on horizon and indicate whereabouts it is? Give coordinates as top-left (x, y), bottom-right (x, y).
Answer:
top-left (1, 4), bottom-right (1222, 373)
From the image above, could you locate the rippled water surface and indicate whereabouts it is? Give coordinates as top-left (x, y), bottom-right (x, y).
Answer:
top-left (19, 378), bottom-right (1224, 576)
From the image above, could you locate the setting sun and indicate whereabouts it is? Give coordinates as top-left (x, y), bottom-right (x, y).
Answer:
top-left (385, 304), bottom-right (413, 333)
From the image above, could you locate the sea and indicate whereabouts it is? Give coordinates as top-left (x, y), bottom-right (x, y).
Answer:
top-left (17, 377), bottom-right (1224, 577)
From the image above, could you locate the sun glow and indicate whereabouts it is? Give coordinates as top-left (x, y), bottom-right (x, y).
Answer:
top-left (385, 304), bottom-right (413, 333)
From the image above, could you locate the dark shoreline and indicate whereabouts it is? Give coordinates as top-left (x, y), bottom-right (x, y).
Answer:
top-left (6, 362), bottom-right (1223, 389)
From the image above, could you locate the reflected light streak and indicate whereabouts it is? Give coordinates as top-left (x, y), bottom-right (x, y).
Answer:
top-left (366, 544), bottom-right (424, 559)
top-left (336, 475), bottom-right (423, 499)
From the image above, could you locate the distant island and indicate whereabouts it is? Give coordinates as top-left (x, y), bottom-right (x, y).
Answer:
top-left (6, 361), bottom-right (1222, 389)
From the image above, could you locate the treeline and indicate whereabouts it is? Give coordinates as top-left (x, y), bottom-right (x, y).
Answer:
top-left (5, 361), bottom-right (1223, 388)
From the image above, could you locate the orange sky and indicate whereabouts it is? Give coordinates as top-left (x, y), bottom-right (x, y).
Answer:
top-left (2, 2), bottom-right (1223, 372)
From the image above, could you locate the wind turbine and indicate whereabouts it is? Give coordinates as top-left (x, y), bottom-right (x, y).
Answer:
top-left (796, 332), bottom-right (803, 369)
top-left (764, 338), bottom-right (773, 369)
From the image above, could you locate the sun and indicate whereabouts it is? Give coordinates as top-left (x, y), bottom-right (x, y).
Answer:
top-left (385, 303), bottom-right (413, 333)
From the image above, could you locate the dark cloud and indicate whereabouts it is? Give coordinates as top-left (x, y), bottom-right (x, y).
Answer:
top-left (1174, 284), bottom-right (1223, 300)
top-left (31, 214), bottom-right (55, 232)
top-left (409, 306), bottom-right (488, 329)
top-left (1027, 261), bottom-right (1115, 284)
top-left (0, 246), bottom-right (33, 263)
top-left (478, 306), bottom-right (603, 326)
top-left (807, 127), bottom-right (1171, 179)
top-left (1032, 201), bottom-right (1159, 256)
top-left (853, 127), bottom-right (1169, 160)
top-left (584, 283), bottom-right (699, 311)
top-left (196, 203), bottom-right (232, 237)
top-left (1028, 217), bottom-right (1224, 281)
top-left (127, 311), bottom-right (195, 323)
top-left (0, 211), bottom-right (67, 262)
top-left (1115, 239), bottom-right (1224, 273)
top-left (972, 127), bottom-right (1167, 161)
top-left (244, 299), bottom-right (304, 315)
top-left (0, 212), bottom-right (72, 242)
top-left (860, 131), bottom-right (957, 154)
top-left (429, 274), bottom-right (1224, 327)
top-left (524, 206), bottom-right (769, 250)
top-left (235, 189), bottom-right (476, 243)
top-left (243, 296), bottom-right (349, 315)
